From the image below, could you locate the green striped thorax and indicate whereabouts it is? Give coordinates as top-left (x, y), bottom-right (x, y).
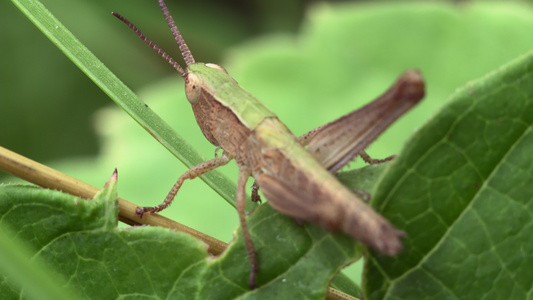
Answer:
top-left (185, 63), bottom-right (277, 130)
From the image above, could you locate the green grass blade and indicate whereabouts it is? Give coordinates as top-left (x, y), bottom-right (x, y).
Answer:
top-left (10, 0), bottom-right (238, 207)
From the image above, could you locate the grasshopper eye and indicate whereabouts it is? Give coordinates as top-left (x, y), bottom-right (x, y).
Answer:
top-left (185, 72), bottom-right (202, 105)
top-left (206, 63), bottom-right (228, 74)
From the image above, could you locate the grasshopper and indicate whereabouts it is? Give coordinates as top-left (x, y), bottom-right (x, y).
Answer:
top-left (113, 0), bottom-right (424, 288)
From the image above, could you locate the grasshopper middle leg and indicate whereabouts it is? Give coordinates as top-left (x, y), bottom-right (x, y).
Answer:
top-left (236, 166), bottom-right (258, 289)
top-left (359, 150), bottom-right (396, 165)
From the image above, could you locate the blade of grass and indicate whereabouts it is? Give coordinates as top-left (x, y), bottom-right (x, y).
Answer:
top-left (10, 0), bottom-right (238, 208)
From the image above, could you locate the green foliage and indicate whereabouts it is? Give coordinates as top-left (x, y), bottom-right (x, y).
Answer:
top-left (0, 179), bottom-right (362, 299)
top-left (2, 0), bottom-right (533, 299)
top-left (0, 224), bottom-right (78, 300)
top-left (367, 48), bottom-right (533, 299)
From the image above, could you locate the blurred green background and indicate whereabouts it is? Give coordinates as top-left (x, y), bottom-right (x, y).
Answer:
top-left (3, 0), bottom-right (533, 286)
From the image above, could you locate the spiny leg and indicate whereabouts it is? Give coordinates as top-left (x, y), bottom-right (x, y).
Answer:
top-left (237, 166), bottom-right (258, 289)
top-left (350, 151), bottom-right (395, 202)
top-left (359, 150), bottom-right (396, 165)
top-left (136, 151), bottom-right (233, 217)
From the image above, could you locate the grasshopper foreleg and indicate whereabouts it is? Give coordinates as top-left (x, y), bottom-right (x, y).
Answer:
top-left (136, 151), bottom-right (233, 217)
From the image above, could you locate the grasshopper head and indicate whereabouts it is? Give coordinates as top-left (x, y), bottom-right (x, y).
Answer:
top-left (184, 63), bottom-right (229, 106)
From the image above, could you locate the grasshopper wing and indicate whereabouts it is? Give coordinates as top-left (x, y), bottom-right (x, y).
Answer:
top-left (257, 172), bottom-right (404, 256)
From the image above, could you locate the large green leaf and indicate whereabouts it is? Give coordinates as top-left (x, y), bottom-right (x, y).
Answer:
top-left (0, 178), bottom-right (362, 299)
top-left (365, 48), bottom-right (533, 299)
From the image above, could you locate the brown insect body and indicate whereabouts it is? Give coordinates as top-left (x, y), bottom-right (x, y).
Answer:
top-left (188, 67), bottom-right (424, 256)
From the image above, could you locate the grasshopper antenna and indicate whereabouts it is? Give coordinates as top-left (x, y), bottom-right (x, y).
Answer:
top-left (111, 12), bottom-right (187, 79)
top-left (158, 0), bottom-right (196, 66)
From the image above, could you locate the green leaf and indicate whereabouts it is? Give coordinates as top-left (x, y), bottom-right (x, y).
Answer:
top-left (337, 163), bottom-right (391, 194)
top-left (0, 179), bottom-right (208, 299)
top-left (171, 205), bottom-right (361, 299)
top-left (0, 224), bottom-right (79, 300)
top-left (365, 48), bottom-right (533, 299)
top-left (0, 171), bottom-right (122, 299)
top-left (0, 179), bottom-right (361, 299)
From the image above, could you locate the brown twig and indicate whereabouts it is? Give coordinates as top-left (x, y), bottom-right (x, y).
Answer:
top-left (0, 146), bottom-right (226, 255)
